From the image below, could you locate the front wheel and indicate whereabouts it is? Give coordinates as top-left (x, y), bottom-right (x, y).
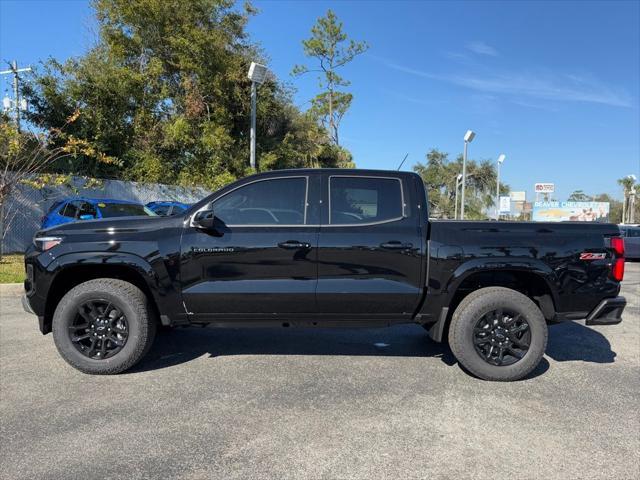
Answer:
top-left (448, 287), bottom-right (548, 381)
top-left (52, 279), bottom-right (156, 374)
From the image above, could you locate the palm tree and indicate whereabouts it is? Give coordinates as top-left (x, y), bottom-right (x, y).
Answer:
top-left (618, 175), bottom-right (638, 223)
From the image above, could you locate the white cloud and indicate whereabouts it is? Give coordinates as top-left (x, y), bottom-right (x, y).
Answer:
top-left (466, 41), bottom-right (499, 57)
top-left (374, 57), bottom-right (632, 108)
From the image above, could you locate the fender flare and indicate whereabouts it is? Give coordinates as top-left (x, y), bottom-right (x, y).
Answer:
top-left (45, 251), bottom-right (170, 313)
top-left (428, 258), bottom-right (559, 342)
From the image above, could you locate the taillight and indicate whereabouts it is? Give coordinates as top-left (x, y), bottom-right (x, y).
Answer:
top-left (612, 259), bottom-right (625, 282)
top-left (611, 237), bottom-right (625, 257)
top-left (610, 236), bottom-right (625, 281)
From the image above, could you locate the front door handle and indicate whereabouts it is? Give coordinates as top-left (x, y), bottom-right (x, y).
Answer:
top-left (278, 240), bottom-right (312, 250)
top-left (380, 241), bottom-right (413, 250)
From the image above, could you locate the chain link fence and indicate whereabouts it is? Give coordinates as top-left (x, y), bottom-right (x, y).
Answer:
top-left (2, 177), bottom-right (210, 253)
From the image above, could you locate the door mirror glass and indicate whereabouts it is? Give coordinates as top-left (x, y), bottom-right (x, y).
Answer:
top-left (79, 214), bottom-right (95, 220)
top-left (193, 209), bottom-right (216, 230)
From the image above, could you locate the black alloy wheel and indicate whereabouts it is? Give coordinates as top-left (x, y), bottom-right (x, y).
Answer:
top-left (472, 309), bottom-right (531, 366)
top-left (70, 300), bottom-right (129, 359)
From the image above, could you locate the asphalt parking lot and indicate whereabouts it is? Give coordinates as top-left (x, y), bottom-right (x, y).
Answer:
top-left (1, 263), bottom-right (638, 480)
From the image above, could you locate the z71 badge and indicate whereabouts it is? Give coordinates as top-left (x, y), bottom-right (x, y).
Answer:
top-left (580, 252), bottom-right (606, 260)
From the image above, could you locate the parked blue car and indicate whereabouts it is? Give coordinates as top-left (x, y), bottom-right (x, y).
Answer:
top-left (41, 198), bottom-right (156, 229)
top-left (146, 201), bottom-right (190, 216)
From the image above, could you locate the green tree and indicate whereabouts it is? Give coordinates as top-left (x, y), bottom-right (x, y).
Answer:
top-left (592, 193), bottom-right (623, 223)
top-left (292, 10), bottom-right (368, 145)
top-left (24, 0), bottom-right (351, 190)
top-left (617, 175), bottom-right (639, 223)
top-left (568, 190), bottom-right (591, 202)
top-left (413, 149), bottom-right (508, 219)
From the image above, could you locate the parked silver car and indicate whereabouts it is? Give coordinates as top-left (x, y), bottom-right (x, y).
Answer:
top-left (620, 225), bottom-right (640, 260)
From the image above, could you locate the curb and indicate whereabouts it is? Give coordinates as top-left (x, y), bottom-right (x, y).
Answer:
top-left (0, 283), bottom-right (24, 296)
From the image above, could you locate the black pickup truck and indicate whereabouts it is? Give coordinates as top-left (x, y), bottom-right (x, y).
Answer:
top-left (23, 169), bottom-right (627, 381)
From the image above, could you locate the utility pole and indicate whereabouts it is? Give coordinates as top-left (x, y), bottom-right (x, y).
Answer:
top-left (1, 60), bottom-right (32, 132)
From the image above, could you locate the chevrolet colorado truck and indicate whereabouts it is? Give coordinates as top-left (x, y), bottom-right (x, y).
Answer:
top-left (23, 169), bottom-right (627, 381)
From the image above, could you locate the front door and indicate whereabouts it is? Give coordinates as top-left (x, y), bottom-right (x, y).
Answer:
top-left (316, 174), bottom-right (422, 317)
top-left (180, 175), bottom-right (319, 316)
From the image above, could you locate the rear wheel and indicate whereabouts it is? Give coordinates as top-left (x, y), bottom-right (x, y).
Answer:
top-left (52, 279), bottom-right (156, 374)
top-left (448, 287), bottom-right (547, 381)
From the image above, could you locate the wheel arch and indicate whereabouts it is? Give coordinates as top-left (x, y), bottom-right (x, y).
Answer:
top-left (429, 260), bottom-right (558, 342)
top-left (42, 253), bottom-right (163, 334)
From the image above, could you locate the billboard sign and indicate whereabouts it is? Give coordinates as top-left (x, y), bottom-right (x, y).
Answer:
top-left (534, 183), bottom-right (555, 193)
top-left (532, 201), bottom-right (610, 222)
top-left (499, 196), bottom-right (511, 213)
top-left (509, 191), bottom-right (526, 202)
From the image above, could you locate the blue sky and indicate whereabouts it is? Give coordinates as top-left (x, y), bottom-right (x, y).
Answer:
top-left (1, 0), bottom-right (638, 201)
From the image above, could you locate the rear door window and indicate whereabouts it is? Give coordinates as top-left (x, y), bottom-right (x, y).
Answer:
top-left (78, 202), bottom-right (97, 218)
top-left (329, 176), bottom-right (404, 225)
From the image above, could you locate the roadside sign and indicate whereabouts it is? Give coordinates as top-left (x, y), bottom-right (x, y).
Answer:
top-left (499, 196), bottom-right (511, 213)
top-left (534, 183), bottom-right (555, 193)
top-left (509, 191), bottom-right (526, 202)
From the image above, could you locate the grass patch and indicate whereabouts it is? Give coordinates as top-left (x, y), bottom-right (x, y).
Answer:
top-left (0, 254), bottom-right (25, 284)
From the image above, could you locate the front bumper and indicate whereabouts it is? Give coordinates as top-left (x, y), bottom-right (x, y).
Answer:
top-left (585, 296), bottom-right (626, 326)
top-left (22, 294), bottom-right (49, 334)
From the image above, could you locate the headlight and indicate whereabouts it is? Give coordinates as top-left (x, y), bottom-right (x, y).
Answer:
top-left (33, 236), bottom-right (63, 251)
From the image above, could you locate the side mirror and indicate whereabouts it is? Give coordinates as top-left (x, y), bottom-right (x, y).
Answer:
top-left (79, 214), bottom-right (95, 220)
top-left (193, 209), bottom-right (216, 230)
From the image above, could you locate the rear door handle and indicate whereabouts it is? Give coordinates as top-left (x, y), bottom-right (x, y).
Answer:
top-left (380, 241), bottom-right (413, 250)
top-left (278, 240), bottom-right (311, 250)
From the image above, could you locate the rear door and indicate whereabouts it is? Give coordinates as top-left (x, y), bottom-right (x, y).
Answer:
top-left (316, 174), bottom-right (423, 317)
top-left (180, 174), bottom-right (320, 316)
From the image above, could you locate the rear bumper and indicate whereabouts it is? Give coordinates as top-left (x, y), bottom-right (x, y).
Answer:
top-left (585, 296), bottom-right (626, 326)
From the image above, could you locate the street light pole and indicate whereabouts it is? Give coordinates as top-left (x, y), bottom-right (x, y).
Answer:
top-left (454, 173), bottom-right (462, 220)
top-left (247, 62), bottom-right (268, 171)
top-left (460, 130), bottom-right (476, 220)
top-left (250, 81), bottom-right (257, 170)
top-left (495, 154), bottom-right (506, 220)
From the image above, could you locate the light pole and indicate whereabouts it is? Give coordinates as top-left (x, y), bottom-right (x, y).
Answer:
top-left (495, 154), bottom-right (506, 220)
top-left (247, 62), bottom-right (268, 171)
top-left (1, 60), bottom-right (32, 132)
top-left (460, 130), bottom-right (476, 220)
top-left (454, 173), bottom-right (462, 219)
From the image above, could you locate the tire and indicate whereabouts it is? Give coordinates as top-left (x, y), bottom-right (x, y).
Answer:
top-left (448, 287), bottom-right (548, 381)
top-left (52, 279), bottom-right (157, 374)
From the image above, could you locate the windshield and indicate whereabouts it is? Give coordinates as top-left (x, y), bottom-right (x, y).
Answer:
top-left (98, 203), bottom-right (157, 218)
